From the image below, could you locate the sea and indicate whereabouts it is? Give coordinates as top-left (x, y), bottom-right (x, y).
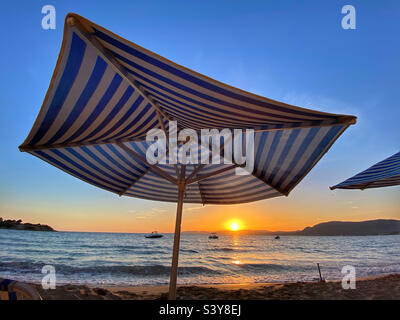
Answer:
top-left (0, 229), bottom-right (399, 287)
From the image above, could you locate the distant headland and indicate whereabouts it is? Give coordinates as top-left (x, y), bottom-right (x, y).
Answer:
top-left (0, 217), bottom-right (55, 232)
top-left (185, 219), bottom-right (400, 236)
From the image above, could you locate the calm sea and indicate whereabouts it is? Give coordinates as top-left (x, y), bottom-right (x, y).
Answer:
top-left (0, 229), bottom-right (399, 286)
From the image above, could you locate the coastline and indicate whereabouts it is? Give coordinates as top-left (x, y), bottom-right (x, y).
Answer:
top-left (31, 273), bottom-right (400, 300)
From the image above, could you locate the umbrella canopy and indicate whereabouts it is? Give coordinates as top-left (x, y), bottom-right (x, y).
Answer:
top-left (330, 151), bottom-right (400, 190)
top-left (19, 13), bottom-right (356, 299)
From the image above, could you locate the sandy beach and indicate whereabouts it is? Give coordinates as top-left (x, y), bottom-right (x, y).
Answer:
top-left (31, 274), bottom-right (400, 300)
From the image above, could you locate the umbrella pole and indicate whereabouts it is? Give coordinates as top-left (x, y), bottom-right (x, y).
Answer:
top-left (168, 167), bottom-right (186, 300)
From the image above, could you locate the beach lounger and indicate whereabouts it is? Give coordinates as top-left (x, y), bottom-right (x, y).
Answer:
top-left (0, 278), bottom-right (42, 300)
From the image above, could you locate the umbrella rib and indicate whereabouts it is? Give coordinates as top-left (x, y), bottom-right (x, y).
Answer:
top-left (187, 164), bottom-right (241, 184)
top-left (187, 164), bottom-right (207, 205)
top-left (197, 180), bottom-right (206, 205)
top-left (185, 135), bottom-right (234, 183)
top-left (117, 142), bottom-right (177, 185)
top-left (19, 135), bottom-right (147, 152)
top-left (252, 118), bottom-right (356, 132)
top-left (249, 171), bottom-right (287, 196)
top-left (118, 166), bottom-right (151, 196)
top-left (185, 164), bottom-right (207, 183)
top-left (360, 181), bottom-right (374, 190)
top-left (153, 109), bottom-right (180, 178)
top-left (187, 162), bottom-right (286, 196)
top-left (118, 142), bottom-right (175, 196)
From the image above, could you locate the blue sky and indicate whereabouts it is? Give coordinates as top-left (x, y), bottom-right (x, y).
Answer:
top-left (0, 1), bottom-right (399, 232)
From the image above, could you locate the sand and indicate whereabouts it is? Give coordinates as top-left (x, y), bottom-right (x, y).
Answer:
top-left (31, 274), bottom-right (400, 300)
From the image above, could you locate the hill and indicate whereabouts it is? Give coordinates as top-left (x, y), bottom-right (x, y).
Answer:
top-left (0, 217), bottom-right (55, 232)
top-left (294, 219), bottom-right (400, 236)
top-left (184, 219), bottom-right (400, 236)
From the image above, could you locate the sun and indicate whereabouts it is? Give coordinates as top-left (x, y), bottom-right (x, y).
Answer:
top-left (229, 222), bottom-right (240, 231)
top-left (224, 219), bottom-right (243, 231)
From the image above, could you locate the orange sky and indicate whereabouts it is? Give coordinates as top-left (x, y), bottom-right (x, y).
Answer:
top-left (2, 181), bottom-right (398, 233)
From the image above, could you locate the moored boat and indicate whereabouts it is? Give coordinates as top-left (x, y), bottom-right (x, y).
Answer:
top-left (145, 231), bottom-right (163, 239)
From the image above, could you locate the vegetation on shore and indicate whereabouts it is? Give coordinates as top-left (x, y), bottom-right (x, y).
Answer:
top-left (0, 217), bottom-right (55, 231)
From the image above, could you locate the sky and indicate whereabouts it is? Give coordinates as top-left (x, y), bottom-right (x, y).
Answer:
top-left (0, 0), bottom-right (399, 233)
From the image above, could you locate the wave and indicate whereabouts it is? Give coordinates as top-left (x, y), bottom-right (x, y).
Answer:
top-left (79, 244), bottom-right (144, 250)
top-left (209, 247), bottom-right (246, 252)
top-left (232, 263), bottom-right (297, 272)
top-left (114, 248), bottom-right (168, 255)
top-left (180, 249), bottom-right (199, 254)
top-left (0, 261), bottom-right (220, 277)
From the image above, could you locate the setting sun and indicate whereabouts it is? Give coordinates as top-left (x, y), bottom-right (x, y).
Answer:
top-left (229, 222), bottom-right (240, 231)
top-left (225, 219), bottom-right (243, 231)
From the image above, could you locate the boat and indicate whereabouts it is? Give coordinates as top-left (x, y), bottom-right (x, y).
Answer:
top-left (145, 231), bottom-right (163, 239)
top-left (208, 233), bottom-right (218, 239)
top-left (274, 235), bottom-right (280, 239)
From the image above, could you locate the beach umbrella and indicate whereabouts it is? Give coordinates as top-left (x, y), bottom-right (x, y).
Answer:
top-left (19, 14), bottom-right (356, 299)
top-left (330, 151), bottom-right (400, 190)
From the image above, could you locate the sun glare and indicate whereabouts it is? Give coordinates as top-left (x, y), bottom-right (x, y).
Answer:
top-left (230, 222), bottom-right (239, 231)
top-left (224, 219), bottom-right (243, 232)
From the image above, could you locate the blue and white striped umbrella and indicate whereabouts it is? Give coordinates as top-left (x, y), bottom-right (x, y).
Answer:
top-left (19, 13), bottom-right (356, 299)
top-left (331, 151), bottom-right (400, 190)
top-left (20, 13), bottom-right (356, 204)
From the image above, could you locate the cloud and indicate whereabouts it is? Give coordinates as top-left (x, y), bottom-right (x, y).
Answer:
top-left (127, 206), bottom-right (171, 220)
top-left (184, 205), bottom-right (204, 212)
top-left (184, 204), bottom-right (228, 212)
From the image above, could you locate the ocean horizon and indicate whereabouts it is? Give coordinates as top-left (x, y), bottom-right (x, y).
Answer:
top-left (1, 229), bottom-right (399, 287)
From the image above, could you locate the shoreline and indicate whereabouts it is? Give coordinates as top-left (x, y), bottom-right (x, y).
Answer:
top-left (30, 273), bottom-right (400, 300)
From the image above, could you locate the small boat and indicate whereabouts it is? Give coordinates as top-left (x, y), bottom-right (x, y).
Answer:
top-left (274, 235), bottom-right (280, 239)
top-left (145, 231), bottom-right (163, 239)
top-left (208, 233), bottom-right (218, 239)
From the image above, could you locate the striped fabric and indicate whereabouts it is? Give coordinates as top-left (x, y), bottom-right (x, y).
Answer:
top-left (0, 279), bottom-right (17, 300)
top-left (331, 151), bottom-right (400, 190)
top-left (0, 278), bottom-right (42, 300)
top-left (19, 13), bottom-right (356, 204)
